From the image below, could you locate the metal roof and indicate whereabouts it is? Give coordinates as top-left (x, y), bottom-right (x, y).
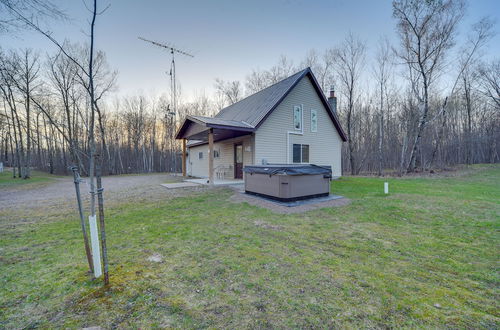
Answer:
top-left (214, 68), bottom-right (308, 127)
top-left (189, 115), bottom-right (254, 129)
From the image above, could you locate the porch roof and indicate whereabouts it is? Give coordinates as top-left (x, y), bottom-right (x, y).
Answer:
top-left (175, 115), bottom-right (254, 142)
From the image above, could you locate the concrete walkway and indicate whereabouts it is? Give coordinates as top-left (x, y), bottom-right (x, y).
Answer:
top-left (161, 182), bottom-right (200, 189)
top-left (184, 178), bottom-right (244, 186)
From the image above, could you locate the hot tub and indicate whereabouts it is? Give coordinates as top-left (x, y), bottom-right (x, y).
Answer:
top-left (243, 164), bottom-right (332, 202)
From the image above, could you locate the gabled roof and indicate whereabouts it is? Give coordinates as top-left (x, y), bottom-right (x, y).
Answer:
top-left (176, 67), bottom-right (347, 141)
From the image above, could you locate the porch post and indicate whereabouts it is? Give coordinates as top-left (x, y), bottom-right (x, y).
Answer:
top-left (182, 139), bottom-right (187, 177)
top-left (208, 129), bottom-right (214, 185)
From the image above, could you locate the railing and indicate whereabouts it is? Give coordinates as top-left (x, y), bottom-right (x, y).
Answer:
top-left (214, 164), bottom-right (233, 180)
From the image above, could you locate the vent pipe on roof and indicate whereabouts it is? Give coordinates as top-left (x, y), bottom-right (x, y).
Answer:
top-left (327, 86), bottom-right (337, 115)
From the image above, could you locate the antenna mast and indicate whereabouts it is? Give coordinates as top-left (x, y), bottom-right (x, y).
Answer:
top-left (138, 36), bottom-right (194, 118)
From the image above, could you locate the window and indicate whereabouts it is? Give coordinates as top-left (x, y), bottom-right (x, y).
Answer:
top-left (292, 144), bottom-right (309, 163)
top-left (293, 105), bottom-right (302, 130)
top-left (302, 144), bottom-right (309, 162)
top-left (311, 109), bottom-right (318, 132)
top-left (214, 150), bottom-right (220, 158)
top-left (198, 152), bottom-right (203, 159)
top-left (293, 144), bottom-right (301, 163)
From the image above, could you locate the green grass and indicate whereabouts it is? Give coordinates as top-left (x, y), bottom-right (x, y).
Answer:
top-left (1, 165), bottom-right (499, 328)
top-left (0, 169), bottom-right (62, 188)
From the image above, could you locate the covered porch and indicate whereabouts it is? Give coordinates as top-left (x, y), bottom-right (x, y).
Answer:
top-left (175, 115), bottom-right (256, 184)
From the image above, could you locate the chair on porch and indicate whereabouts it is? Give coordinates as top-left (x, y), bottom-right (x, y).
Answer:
top-left (215, 164), bottom-right (233, 180)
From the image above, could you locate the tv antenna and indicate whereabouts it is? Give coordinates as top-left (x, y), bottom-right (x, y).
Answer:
top-left (138, 37), bottom-right (194, 119)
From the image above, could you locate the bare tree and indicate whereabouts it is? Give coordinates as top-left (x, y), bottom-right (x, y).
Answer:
top-left (393, 0), bottom-right (465, 172)
top-left (245, 55), bottom-right (296, 94)
top-left (301, 49), bottom-right (335, 93)
top-left (11, 49), bottom-right (40, 178)
top-left (47, 48), bottom-right (82, 168)
top-left (477, 59), bottom-right (500, 109)
top-left (372, 37), bottom-right (394, 175)
top-left (333, 32), bottom-right (366, 175)
top-left (0, 51), bottom-right (23, 177)
top-left (0, 0), bottom-right (66, 33)
top-left (245, 70), bottom-right (269, 95)
top-left (429, 16), bottom-right (495, 168)
top-left (2, 0), bottom-right (110, 280)
top-left (214, 78), bottom-right (242, 105)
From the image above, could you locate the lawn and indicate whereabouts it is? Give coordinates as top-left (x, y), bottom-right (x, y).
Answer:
top-left (0, 169), bottom-right (61, 188)
top-left (1, 165), bottom-right (499, 328)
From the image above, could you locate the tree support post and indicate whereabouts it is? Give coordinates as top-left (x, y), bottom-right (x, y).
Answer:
top-left (182, 138), bottom-right (187, 177)
top-left (208, 129), bottom-right (214, 185)
top-left (70, 166), bottom-right (94, 274)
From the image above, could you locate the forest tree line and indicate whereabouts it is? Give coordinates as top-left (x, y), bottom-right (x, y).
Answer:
top-left (1, 0), bottom-right (499, 178)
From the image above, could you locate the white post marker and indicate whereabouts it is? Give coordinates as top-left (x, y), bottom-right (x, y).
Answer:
top-left (384, 182), bottom-right (389, 194)
top-left (88, 215), bottom-right (102, 277)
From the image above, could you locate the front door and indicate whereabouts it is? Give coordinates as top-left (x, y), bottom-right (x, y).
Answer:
top-left (234, 143), bottom-right (243, 179)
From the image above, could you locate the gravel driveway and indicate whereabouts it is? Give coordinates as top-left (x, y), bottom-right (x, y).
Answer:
top-left (1, 173), bottom-right (350, 224)
top-left (0, 173), bottom-right (208, 213)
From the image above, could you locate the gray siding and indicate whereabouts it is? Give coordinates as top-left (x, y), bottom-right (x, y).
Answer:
top-left (254, 76), bottom-right (343, 177)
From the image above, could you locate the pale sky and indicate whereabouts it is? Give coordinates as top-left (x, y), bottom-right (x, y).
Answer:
top-left (2, 0), bottom-right (499, 102)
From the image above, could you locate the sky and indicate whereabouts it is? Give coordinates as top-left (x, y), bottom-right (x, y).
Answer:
top-left (2, 0), bottom-right (499, 102)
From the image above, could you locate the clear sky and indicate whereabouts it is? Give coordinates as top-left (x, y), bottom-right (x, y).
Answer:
top-left (2, 0), bottom-right (499, 101)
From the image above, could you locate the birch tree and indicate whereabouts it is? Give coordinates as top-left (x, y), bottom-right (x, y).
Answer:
top-left (393, 0), bottom-right (465, 172)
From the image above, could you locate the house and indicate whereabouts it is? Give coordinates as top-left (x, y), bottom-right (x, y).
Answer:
top-left (175, 67), bottom-right (347, 183)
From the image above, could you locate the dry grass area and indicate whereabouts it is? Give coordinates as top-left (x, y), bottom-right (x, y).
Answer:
top-left (1, 165), bottom-right (499, 328)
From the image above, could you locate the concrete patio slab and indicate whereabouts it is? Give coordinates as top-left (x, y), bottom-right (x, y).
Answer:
top-left (161, 182), bottom-right (200, 189)
top-left (229, 191), bottom-right (350, 214)
top-left (184, 178), bottom-right (244, 186)
top-left (247, 193), bottom-right (344, 207)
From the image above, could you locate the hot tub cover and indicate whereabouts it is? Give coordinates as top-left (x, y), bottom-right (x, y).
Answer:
top-left (243, 164), bottom-right (332, 176)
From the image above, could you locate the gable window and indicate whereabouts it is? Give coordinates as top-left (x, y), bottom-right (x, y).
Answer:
top-left (198, 152), bottom-right (203, 159)
top-left (311, 109), bottom-right (318, 132)
top-left (293, 105), bottom-right (302, 131)
top-left (292, 144), bottom-right (309, 163)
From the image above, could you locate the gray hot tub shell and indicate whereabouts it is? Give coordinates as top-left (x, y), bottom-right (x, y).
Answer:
top-left (243, 164), bottom-right (332, 202)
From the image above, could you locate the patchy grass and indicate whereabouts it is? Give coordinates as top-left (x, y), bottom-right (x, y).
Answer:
top-left (0, 169), bottom-right (62, 189)
top-left (1, 165), bottom-right (499, 328)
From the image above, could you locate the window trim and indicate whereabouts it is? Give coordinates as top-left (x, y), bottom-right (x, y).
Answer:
top-left (293, 105), bottom-right (303, 131)
top-left (310, 109), bottom-right (318, 132)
